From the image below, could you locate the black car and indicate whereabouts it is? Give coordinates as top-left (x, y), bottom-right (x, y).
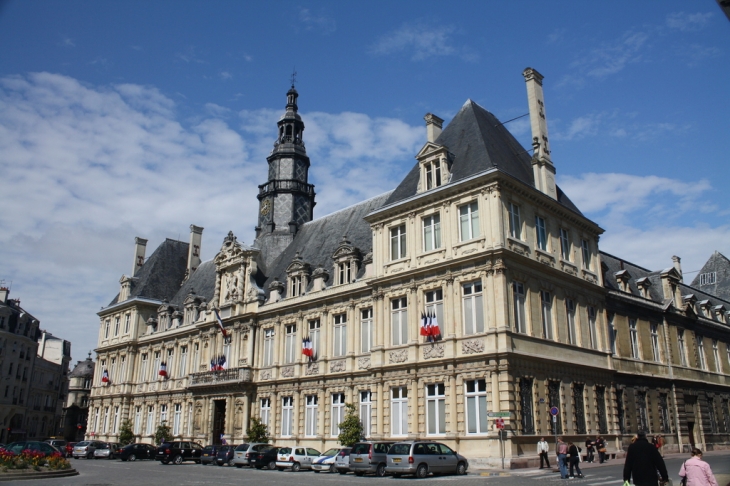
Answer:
top-left (200, 445), bottom-right (220, 466)
top-left (215, 445), bottom-right (237, 466)
top-left (119, 443), bottom-right (156, 461)
top-left (250, 446), bottom-right (279, 470)
top-left (156, 441), bottom-right (203, 465)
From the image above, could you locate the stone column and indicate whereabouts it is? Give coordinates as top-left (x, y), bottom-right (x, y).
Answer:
top-left (376, 379), bottom-right (384, 438)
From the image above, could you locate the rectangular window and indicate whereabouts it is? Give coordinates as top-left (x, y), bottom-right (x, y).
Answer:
top-left (309, 319), bottom-right (320, 359)
top-left (146, 406), bottom-right (154, 435)
top-left (425, 159), bottom-right (442, 190)
top-left (359, 391), bottom-right (372, 437)
top-left (167, 348), bottom-right (175, 378)
top-left (588, 307), bottom-right (597, 349)
top-left (305, 395), bottom-right (318, 437)
top-left (188, 403), bottom-right (193, 436)
top-left (559, 228), bottom-right (570, 260)
top-left (697, 335), bottom-right (707, 370)
top-left (581, 239), bottom-right (591, 270)
top-left (426, 383), bottom-right (446, 435)
top-left (263, 328), bottom-right (274, 367)
top-left (677, 329), bottom-right (688, 367)
top-left (360, 309), bottom-right (373, 354)
top-left (331, 393), bottom-right (345, 437)
top-left (114, 405), bottom-right (120, 433)
top-left (637, 391), bottom-right (648, 432)
top-left (425, 288), bottom-right (444, 333)
top-left (160, 404), bottom-right (167, 426)
top-left (173, 404), bottom-right (181, 436)
top-left (192, 343), bottom-right (199, 373)
top-left (179, 346), bottom-right (187, 376)
top-left (699, 272), bottom-right (716, 285)
top-left (712, 340), bottom-right (720, 372)
top-left (114, 317), bottom-right (120, 336)
top-left (391, 297), bottom-right (408, 346)
top-left (140, 353), bottom-right (148, 382)
top-left (513, 282), bottom-right (526, 333)
top-left (103, 406), bottom-right (109, 433)
top-left (153, 351), bottom-right (161, 378)
top-left (390, 224), bottom-right (407, 260)
top-left (284, 324), bottom-right (297, 364)
top-left (508, 203), bottom-right (521, 240)
top-left (290, 275), bottom-right (303, 297)
top-left (659, 394), bottom-right (671, 434)
top-left (707, 400), bottom-right (718, 433)
top-left (459, 201), bottom-right (479, 241)
top-left (541, 291), bottom-right (553, 340)
top-left (260, 398), bottom-right (271, 427)
top-left (391, 387), bottom-right (408, 436)
top-left (422, 214), bottom-right (441, 252)
top-left (463, 282), bottom-right (484, 335)
top-left (573, 384), bottom-right (586, 435)
top-left (337, 262), bottom-right (352, 285)
top-left (333, 314), bottom-right (347, 357)
top-left (650, 324), bottom-right (661, 362)
top-left (124, 314), bottom-right (131, 334)
top-left (566, 299), bottom-right (577, 345)
top-left (110, 357), bottom-right (117, 383)
top-left (104, 320), bottom-right (110, 339)
top-left (535, 216), bottom-right (547, 251)
top-left (134, 406), bottom-right (141, 435)
top-left (629, 319), bottom-right (639, 359)
top-left (465, 379), bottom-right (488, 434)
top-left (281, 397), bottom-right (293, 437)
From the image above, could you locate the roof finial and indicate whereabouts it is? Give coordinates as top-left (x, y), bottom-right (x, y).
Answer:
top-left (290, 68), bottom-right (297, 88)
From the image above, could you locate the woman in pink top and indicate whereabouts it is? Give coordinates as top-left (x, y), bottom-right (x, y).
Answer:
top-left (678, 448), bottom-right (718, 486)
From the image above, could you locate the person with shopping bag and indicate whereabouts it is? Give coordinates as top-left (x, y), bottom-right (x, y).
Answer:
top-left (623, 430), bottom-right (669, 486)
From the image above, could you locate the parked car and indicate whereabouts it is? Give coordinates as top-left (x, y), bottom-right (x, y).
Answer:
top-left (200, 445), bottom-right (220, 466)
top-left (349, 441), bottom-right (396, 477)
top-left (312, 447), bottom-right (349, 473)
top-left (65, 442), bottom-right (77, 458)
top-left (73, 440), bottom-right (106, 459)
top-left (155, 441), bottom-right (203, 465)
top-left (215, 445), bottom-right (237, 466)
top-left (231, 442), bottom-right (269, 468)
top-left (94, 442), bottom-right (122, 459)
top-left (250, 446), bottom-right (279, 470)
top-left (119, 443), bottom-right (156, 461)
top-left (275, 446), bottom-right (321, 472)
top-left (385, 440), bottom-right (468, 478)
top-left (45, 439), bottom-right (68, 456)
top-left (335, 447), bottom-right (352, 474)
top-left (3, 441), bottom-right (61, 457)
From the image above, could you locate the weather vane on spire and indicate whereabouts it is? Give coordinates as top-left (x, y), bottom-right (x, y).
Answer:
top-left (290, 68), bottom-right (297, 88)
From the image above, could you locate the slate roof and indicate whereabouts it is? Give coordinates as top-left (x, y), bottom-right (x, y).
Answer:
top-left (260, 192), bottom-right (392, 298)
top-left (383, 100), bottom-right (583, 216)
top-left (107, 238), bottom-right (189, 306)
top-left (690, 251), bottom-right (730, 302)
top-left (169, 259), bottom-right (217, 308)
top-left (69, 357), bottom-right (95, 378)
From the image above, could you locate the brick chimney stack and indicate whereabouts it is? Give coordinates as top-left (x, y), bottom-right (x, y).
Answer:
top-left (523, 67), bottom-right (557, 200)
top-left (187, 225), bottom-right (204, 277)
top-left (424, 113), bottom-right (444, 143)
top-left (133, 237), bottom-right (147, 276)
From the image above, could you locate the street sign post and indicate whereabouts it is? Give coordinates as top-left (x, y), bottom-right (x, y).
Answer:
top-left (488, 412), bottom-right (510, 418)
top-left (550, 406), bottom-right (559, 417)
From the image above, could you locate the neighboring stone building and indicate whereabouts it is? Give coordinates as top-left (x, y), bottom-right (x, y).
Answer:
top-left (61, 353), bottom-right (94, 441)
top-left (691, 251), bottom-right (730, 302)
top-left (88, 71), bottom-right (730, 467)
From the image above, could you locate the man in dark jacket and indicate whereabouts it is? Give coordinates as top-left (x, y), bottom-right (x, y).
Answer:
top-left (623, 431), bottom-right (669, 486)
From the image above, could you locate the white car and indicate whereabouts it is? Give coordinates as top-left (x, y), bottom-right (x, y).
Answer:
top-left (311, 448), bottom-right (346, 473)
top-left (275, 446), bottom-right (321, 472)
top-left (231, 442), bottom-right (269, 467)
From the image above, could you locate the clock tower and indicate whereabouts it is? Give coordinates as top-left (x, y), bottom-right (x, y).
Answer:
top-left (254, 85), bottom-right (316, 272)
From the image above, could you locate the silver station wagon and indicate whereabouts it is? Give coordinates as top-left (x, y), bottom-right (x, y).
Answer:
top-left (385, 440), bottom-right (468, 478)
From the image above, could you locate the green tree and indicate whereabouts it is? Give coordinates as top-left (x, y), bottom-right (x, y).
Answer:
top-left (118, 419), bottom-right (135, 445)
top-left (154, 421), bottom-right (173, 445)
top-left (337, 403), bottom-right (363, 447)
top-left (246, 417), bottom-right (270, 443)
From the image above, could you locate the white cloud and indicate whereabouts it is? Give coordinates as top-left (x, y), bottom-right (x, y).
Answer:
top-left (59, 36), bottom-right (75, 48)
top-left (299, 8), bottom-right (336, 34)
top-left (370, 21), bottom-right (476, 62)
top-left (666, 12), bottom-right (713, 32)
top-left (584, 31), bottom-right (649, 78)
top-left (219, 71), bottom-right (232, 80)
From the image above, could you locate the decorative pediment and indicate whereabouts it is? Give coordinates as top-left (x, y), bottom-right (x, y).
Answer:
top-left (614, 270), bottom-right (631, 282)
top-left (286, 252), bottom-right (311, 274)
top-left (416, 141), bottom-right (448, 159)
top-left (183, 289), bottom-right (201, 306)
top-left (214, 230), bottom-right (256, 269)
top-left (636, 277), bottom-right (651, 288)
top-left (682, 294), bottom-right (697, 305)
top-left (660, 267), bottom-right (682, 282)
top-left (712, 304), bottom-right (726, 314)
top-left (333, 236), bottom-right (361, 261)
top-left (699, 299), bottom-right (712, 310)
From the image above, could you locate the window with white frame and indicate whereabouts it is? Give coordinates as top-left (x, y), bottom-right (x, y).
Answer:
top-left (337, 262), bottom-right (352, 285)
top-left (103, 406), bottom-right (109, 433)
top-left (290, 275), bottom-right (303, 297)
top-left (541, 291), bottom-right (553, 340)
top-left (650, 324), bottom-right (661, 362)
top-left (712, 340), bottom-right (720, 372)
top-left (331, 393), bottom-right (345, 436)
top-left (153, 351), bottom-right (161, 378)
top-left (114, 406), bottom-right (120, 433)
top-left (699, 272), bottom-right (716, 285)
top-left (508, 203), bottom-right (522, 240)
top-left (424, 159), bottom-right (443, 190)
top-left (173, 403), bottom-right (182, 435)
top-left (305, 395), bottom-right (318, 437)
top-left (284, 325), bottom-right (297, 364)
top-left (459, 201), bottom-right (479, 241)
top-left (391, 387), bottom-right (408, 436)
top-left (677, 329), bottom-right (688, 367)
top-left (134, 406), bottom-right (141, 435)
top-left (390, 224), bottom-right (407, 260)
top-left (391, 297), bottom-right (408, 346)
top-left (104, 320), bottom-right (110, 339)
top-left (160, 404), bottom-right (167, 426)
top-left (559, 228), bottom-right (570, 261)
top-left (114, 316), bottom-right (120, 336)
top-left (465, 379), bottom-right (488, 434)
top-left (192, 343), bottom-right (199, 372)
top-left (360, 391), bottom-right (372, 437)
top-left (426, 383), bottom-right (446, 435)
top-left (697, 335), bottom-right (707, 370)
top-left (463, 282), bottom-right (484, 335)
top-left (179, 346), bottom-right (187, 376)
top-left (110, 357), bottom-right (117, 383)
top-left (93, 407), bottom-right (100, 433)
top-left (360, 309), bottom-right (373, 354)
top-left (566, 299), bottom-right (577, 345)
top-left (581, 239), bottom-right (591, 270)
top-left (333, 314), bottom-right (347, 357)
top-left (140, 353), bottom-right (148, 382)
top-left (281, 397), bottom-right (293, 437)
top-left (422, 213), bottom-right (441, 252)
top-left (308, 319), bottom-right (320, 359)
top-left (588, 307), bottom-right (598, 350)
top-left (145, 406), bottom-right (154, 435)
top-left (535, 216), bottom-right (547, 251)
top-left (124, 314), bottom-right (131, 334)
top-left (629, 319), bottom-right (639, 359)
top-left (119, 356), bottom-right (126, 383)
top-left (260, 398), bottom-right (271, 427)
top-left (187, 403), bottom-right (193, 436)
top-left (426, 288), bottom-right (444, 330)
top-left (166, 348), bottom-right (174, 378)
top-left (512, 282), bottom-right (526, 333)
top-left (263, 328), bottom-right (274, 367)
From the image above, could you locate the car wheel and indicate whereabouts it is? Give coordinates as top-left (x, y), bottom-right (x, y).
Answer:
top-left (329, 464), bottom-right (336, 474)
top-left (416, 464), bottom-right (428, 479)
top-left (291, 462), bottom-right (301, 472)
top-left (173, 455), bottom-right (183, 465)
top-left (354, 471), bottom-right (364, 476)
top-left (236, 463), bottom-right (243, 468)
top-left (338, 470), bottom-right (347, 475)
top-left (268, 461), bottom-right (276, 470)
top-left (314, 470), bottom-right (320, 473)
top-left (161, 460), bottom-right (169, 465)
top-left (456, 462), bottom-right (467, 475)
top-left (277, 467), bottom-right (285, 471)
top-left (376, 463), bottom-right (386, 477)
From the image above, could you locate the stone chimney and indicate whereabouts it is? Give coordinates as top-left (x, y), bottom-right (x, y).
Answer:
top-left (133, 237), bottom-right (148, 276)
top-left (0, 287), bottom-right (8, 304)
top-left (523, 67), bottom-right (557, 200)
top-left (672, 255), bottom-right (683, 282)
top-left (187, 225), bottom-right (204, 277)
top-left (424, 113), bottom-right (444, 143)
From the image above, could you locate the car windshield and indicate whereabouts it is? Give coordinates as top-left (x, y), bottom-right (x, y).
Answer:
top-left (219, 446), bottom-right (232, 452)
top-left (234, 443), bottom-right (249, 451)
top-left (351, 443), bottom-right (370, 455)
top-left (388, 444), bottom-right (411, 455)
top-left (322, 448), bottom-right (340, 456)
top-left (76, 442), bottom-right (89, 447)
top-left (278, 447), bottom-right (291, 455)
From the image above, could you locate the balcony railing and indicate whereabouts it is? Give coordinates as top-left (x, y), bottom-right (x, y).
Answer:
top-left (189, 367), bottom-right (252, 387)
top-left (258, 179), bottom-right (314, 197)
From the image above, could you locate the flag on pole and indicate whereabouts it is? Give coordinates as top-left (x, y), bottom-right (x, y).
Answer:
top-left (158, 361), bottom-right (168, 378)
top-left (302, 337), bottom-right (313, 361)
top-left (420, 313), bottom-right (429, 337)
top-left (101, 369), bottom-right (110, 384)
top-left (210, 357), bottom-right (217, 372)
top-left (429, 309), bottom-right (441, 341)
top-left (218, 355), bottom-right (227, 370)
top-left (214, 309), bottom-right (228, 337)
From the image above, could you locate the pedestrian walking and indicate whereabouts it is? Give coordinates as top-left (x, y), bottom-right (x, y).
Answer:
top-left (657, 434), bottom-right (664, 457)
top-left (623, 430), bottom-right (669, 486)
top-left (556, 437), bottom-right (569, 479)
top-left (568, 442), bottom-right (583, 479)
top-left (585, 436), bottom-right (595, 463)
top-left (596, 435), bottom-right (607, 463)
top-left (537, 437), bottom-right (550, 469)
top-left (678, 448), bottom-right (719, 486)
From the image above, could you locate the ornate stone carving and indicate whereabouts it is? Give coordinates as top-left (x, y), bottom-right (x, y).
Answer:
top-left (389, 349), bottom-right (408, 363)
top-left (137, 384), bottom-right (144, 392)
top-left (281, 366), bottom-right (294, 377)
top-left (357, 357), bottom-right (371, 370)
top-left (330, 360), bottom-right (346, 373)
top-left (423, 343), bottom-right (444, 359)
top-left (260, 369), bottom-right (272, 381)
top-left (461, 339), bottom-right (484, 355)
top-left (238, 358), bottom-right (248, 367)
top-left (176, 381), bottom-right (184, 389)
top-left (162, 380), bottom-right (170, 390)
top-left (305, 362), bottom-right (319, 375)
top-left (148, 383), bottom-right (157, 392)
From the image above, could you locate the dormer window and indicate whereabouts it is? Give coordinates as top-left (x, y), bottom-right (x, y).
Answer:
top-left (332, 236), bottom-right (361, 286)
top-left (425, 159), bottom-right (443, 190)
top-left (615, 270), bottom-right (632, 293)
top-left (636, 277), bottom-right (652, 299)
top-left (286, 252), bottom-right (310, 298)
top-left (290, 275), bottom-right (303, 297)
top-left (337, 262), bottom-right (352, 285)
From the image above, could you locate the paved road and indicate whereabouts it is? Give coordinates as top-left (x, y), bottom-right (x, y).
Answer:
top-left (5, 451), bottom-right (729, 486)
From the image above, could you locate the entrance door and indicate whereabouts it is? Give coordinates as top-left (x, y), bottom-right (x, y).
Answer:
top-left (212, 400), bottom-right (226, 445)
top-left (687, 422), bottom-right (696, 450)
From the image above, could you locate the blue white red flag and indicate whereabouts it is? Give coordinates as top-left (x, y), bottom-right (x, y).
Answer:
top-left (214, 309), bottom-right (228, 337)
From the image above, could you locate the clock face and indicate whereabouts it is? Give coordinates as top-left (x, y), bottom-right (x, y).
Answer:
top-left (260, 199), bottom-right (271, 215)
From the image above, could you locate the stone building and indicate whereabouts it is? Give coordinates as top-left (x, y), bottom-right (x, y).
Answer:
top-left (61, 353), bottom-right (94, 441)
top-left (88, 70), bottom-right (730, 467)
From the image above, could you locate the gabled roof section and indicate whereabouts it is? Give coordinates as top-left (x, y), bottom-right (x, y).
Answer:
top-left (690, 250), bottom-right (730, 301)
top-left (169, 259), bottom-right (217, 308)
top-left (107, 239), bottom-right (189, 307)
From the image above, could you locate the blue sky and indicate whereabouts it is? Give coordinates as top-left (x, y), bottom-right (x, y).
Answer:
top-left (0, 0), bottom-right (728, 360)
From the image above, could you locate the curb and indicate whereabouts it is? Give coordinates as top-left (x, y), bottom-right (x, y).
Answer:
top-left (0, 468), bottom-right (79, 482)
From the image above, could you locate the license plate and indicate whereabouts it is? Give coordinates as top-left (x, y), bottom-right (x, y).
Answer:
top-left (393, 458), bottom-right (402, 463)
top-left (203, 454), bottom-right (209, 457)
top-left (354, 458), bottom-right (363, 462)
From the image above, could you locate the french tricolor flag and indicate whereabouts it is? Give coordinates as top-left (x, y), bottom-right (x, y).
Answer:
top-left (214, 309), bottom-right (228, 338)
top-left (158, 361), bottom-right (168, 378)
top-left (101, 369), bottom-right (110, 384)
top-left (302, 337), bottom-right (313, 361)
